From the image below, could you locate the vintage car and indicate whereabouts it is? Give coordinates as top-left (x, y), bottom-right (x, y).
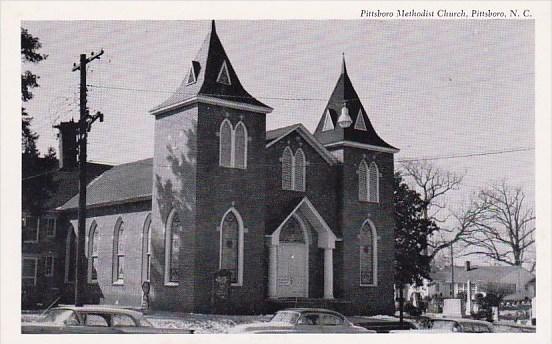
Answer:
top-left (21, 305), bottom-right (194, 334)
top-left (229, 308), bottom-right (375, 334)
top-left (391, 318), bottom-right (494, 333)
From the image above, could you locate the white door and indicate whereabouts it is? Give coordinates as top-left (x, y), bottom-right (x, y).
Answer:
top-left (277, 243), bottom-right (307, 297)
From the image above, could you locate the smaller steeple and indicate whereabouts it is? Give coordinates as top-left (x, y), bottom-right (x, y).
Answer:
top-left (314, 56), bottom-right (398, 153)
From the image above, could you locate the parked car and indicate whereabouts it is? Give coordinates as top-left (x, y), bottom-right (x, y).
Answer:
top-left (21, 305), bottom-right (195, 334)
top-left (354, 319), bottom-right (417, 333)
top-left (229, 308), bottom-right (374, 334)
top-left (392, 318), bottom-right (494, 333)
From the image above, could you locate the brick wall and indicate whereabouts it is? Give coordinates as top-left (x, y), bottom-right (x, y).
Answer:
top-left (194, 103), bottom-right (267, 314)
top-left (151, 105), bottom-right (198, 312)
top-left (338, 147), bottom-right (395, 315)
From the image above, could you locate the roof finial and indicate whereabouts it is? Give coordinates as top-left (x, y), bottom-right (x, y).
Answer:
top-left (341, 52), bottom-right (347, 75)
top-left (211, 20), bottom-right (217, 33)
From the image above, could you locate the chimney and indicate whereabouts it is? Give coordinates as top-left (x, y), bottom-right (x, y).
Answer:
top-left (465, 261), bottom-right (471, 271)
top-left (53, 120), bottom-right (79, 170)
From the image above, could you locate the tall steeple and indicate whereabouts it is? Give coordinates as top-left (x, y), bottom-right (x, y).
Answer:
top-left (314, 57), bottom-right (397, 153)
top-left (150, 20), bottom-right (272, 115)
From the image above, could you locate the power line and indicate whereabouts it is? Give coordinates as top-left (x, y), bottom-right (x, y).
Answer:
top-left (397, 147), bottom-right (534, 162)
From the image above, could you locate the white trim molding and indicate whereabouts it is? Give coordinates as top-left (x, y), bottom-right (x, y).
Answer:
top-left (324, 141), bottom-right (399, 154)
top-left (164, 209), bottom-right (180, 286)
top-left (149, 95), bottom-right (273, 116)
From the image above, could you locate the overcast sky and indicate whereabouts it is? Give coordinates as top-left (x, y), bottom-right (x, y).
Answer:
top-left (22, 20), bottom-right (535, 262)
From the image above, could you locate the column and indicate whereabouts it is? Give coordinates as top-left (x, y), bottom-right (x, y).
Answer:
top-left (323, 248), bottom-right (334, 299)
top-left (268, 244), bottom-right (278, 298)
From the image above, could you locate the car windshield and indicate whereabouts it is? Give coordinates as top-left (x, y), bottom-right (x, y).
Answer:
top-left (270, 311), bottom-right (300, 324)
top-left (431, 320), bottom-right (458, 331)
top-left (38, 309), bottom-right (78, 325)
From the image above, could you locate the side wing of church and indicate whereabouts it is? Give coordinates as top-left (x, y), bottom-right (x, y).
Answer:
top-left (55, 21), bottom-right (399, 315)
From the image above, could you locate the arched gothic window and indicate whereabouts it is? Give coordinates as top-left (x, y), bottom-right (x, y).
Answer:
top-left (219, 120), bottom-right (233, 168)
top-left (281, 147), bottom-right (293, 190)
top-left (294, 149), bottom-right (306, 192)
top-left (360, 219), bottom-right (377, 286)
top-left (234, 122), bottom-right (247, 169)
top-left (219, 120), bottom-right (248, 169)
top-left (113, 218), bottom-right (125, 283)
top-left (219, 209), bottom-right (243, 285)
top-left (359, 160), bottom-right (379, 203)
top-left (368, 162), bottom-right (379, 202)
top-left (65, 225), bottom-right (76, 283)
top-left (87, 222), bottom-right (99, 283)
top-left (142, 215), bottom-right (152, 282)
top-left (282, 147), bottom-right (307, 191)
top-left (165, 210), bottom-right (182, 285)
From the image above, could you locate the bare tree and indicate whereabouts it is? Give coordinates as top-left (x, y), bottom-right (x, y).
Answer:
top-left (460, 181), bottom-right (535, 266)
top-left (400, 160), bottom-right (467, 259)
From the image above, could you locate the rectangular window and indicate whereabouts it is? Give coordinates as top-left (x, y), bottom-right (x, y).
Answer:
top-left (23, 216), bottom-right (39, 243)
top-left (22, 257), bottom-right (38, 286)
top-left (44, 218), bottom-right (56, 237)
top-left (44, 256), bottom-right (54, 277)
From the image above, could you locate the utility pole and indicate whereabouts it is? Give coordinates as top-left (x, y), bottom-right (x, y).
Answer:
top-left (72, 50), bottom-right (104, 306)
top-left (450, 243), bottom-right (455, 298)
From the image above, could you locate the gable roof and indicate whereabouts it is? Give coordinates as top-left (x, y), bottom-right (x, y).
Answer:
top-left (150, 21), bottom-right (272, 115)
top-left (59, 158), bottom-right (153, 210)
top-left (22, 162), bottom-right (113, 213)
top-left (313, 57), bottom-right (398, 152)
top-left (266, 123), bottom-right (338, 165)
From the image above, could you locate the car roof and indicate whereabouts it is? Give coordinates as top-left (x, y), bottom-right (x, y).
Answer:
top-left (279, 308), bottom-right (345, 316)
top-left (433, 318), bottom-right (492, 325)
top-left (53, 305), bottom-right (144, 317)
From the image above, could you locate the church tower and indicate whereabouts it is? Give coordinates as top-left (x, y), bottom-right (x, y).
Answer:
top-left (314, 57), bottom-right (398, 315)
top-left (149, 21), bottom-right (272, 313)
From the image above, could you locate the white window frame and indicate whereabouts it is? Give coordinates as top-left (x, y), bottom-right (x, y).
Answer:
top-left (22, 257), bottom-right (39, 286)
top-left (164, 209), bottom-right (180, 286)
top-left (44, 217), bottom-right (57, 238)
top-left (186, 63), bottom-right (197, 85)
top-left (354, 109), bottom-right (367, 131)
top-left (216, 60), bottom-right (232, 85)
top-left (23, 215), bottom-right (40, 243)
top-left (233, 121), bottom-right (248, 170)
top-left (87, 221), bottom-right (99, 284)
top-left (358, 160), bottom-right (380, 203)
top-left (322, 110), bottom-right (334, 131)
top-left (368, 162), bottom-right (380, 203)
top-left (218, 208), bottom-right (244, 287)
top-left (44, 255), bottom-right (55, 277)
top-left (359, 218), bottom-right (378, 287)
top-left (113, 218), bottom-right (125, 285)
top-left (219, 119), bottom-right (248, 169)
top-left (294, 148), bottom-right (306, 192)
top-left (281, 146), bottom-right (294, 190)
top-left (219, 119), bottom-right (233, 168)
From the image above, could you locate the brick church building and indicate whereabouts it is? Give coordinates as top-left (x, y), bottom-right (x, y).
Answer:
top-left (52, 21), bottom-right (399, 315)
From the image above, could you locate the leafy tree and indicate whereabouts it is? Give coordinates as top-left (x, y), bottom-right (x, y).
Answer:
top-left (21, 28), bottom-right (57, 215)
top-left (21, 27), bottom-right (47, 156)
top-left (394, 173), bottom-right (438, 321)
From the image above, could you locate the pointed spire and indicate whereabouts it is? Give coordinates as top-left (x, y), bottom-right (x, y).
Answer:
top-left (341, 52), bottom-right (347, 75)
top-left (211, 20), bottom-right (217, 34)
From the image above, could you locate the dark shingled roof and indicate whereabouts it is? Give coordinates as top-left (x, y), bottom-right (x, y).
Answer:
top-left (23, 162), bottom-right (113, 212)
top-left (313, 57), bottom-right (398, 151)
top-left (59, 158), bottom-right (153, 210)
top-left (150, 21), bottom-right (271, 114)
top-left (266, 124), bottom-right (303, 142)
